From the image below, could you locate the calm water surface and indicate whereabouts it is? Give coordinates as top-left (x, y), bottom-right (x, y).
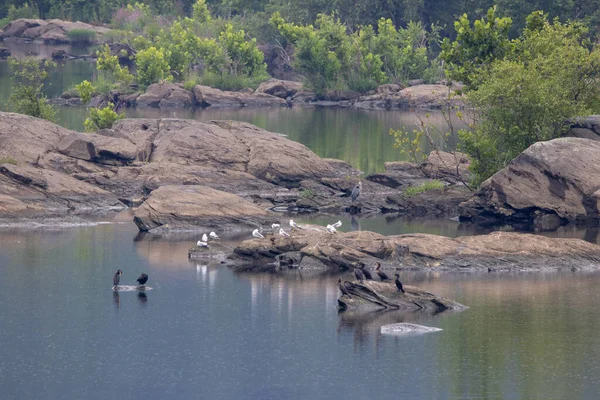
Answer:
top-left (2, 213), bottom-right (600, 399)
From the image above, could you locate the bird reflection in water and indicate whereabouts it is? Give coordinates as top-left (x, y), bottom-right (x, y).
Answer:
top-left (113, 291), bottom-right (120, 309)
top-left (137, 291), bottom-right (148, 305)
top-left (351, 215), bottom-right (360, 231)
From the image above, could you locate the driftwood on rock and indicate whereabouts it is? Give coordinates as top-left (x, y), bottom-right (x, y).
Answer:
top-left (337, 280), bottom-right (466, 311)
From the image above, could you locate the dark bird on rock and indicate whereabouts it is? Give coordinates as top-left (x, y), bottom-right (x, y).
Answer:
top-left (338, 278), bottom-right (352, 298)
top-left (351, 181), bottom-right (362, 202)
top-left (375, 262), bottom-right (389, 281)
top-left (360, 264), bottom-right (373, 280)
top-left (113, 269), bottom-right (123, 286)
top-left (354, 267), bottom-right (365, 282)
top-left (394, 274), bottom-right (405, 293)
top-left (137, 273), bottom-right (149, 286)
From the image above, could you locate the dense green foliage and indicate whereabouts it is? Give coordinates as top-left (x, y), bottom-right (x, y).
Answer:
top-left (7, 57), bottom-right (57, 122)
top-left (65, 29), bottom-right (97, 44)
top-left (271, 13), bottom-right (439, 94)
top-left (460, 12), bottom-right (600, 184)
top-left (135, 46), bottom-right (171, 87)
top-left (3, 0), bottom-right (600, 41)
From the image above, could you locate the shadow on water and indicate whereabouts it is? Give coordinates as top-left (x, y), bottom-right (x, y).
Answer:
top-left (137, 291), bottom-right (148, 305)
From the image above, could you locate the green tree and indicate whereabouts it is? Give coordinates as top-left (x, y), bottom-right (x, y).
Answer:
top-left (83, 103), bottom-right (125, 132)
top-left (461, 15), bottom-right (600, 184)
top-left (7, 57), bottom-right (57, 122)
top-left (440, 6), bottom-right (513, 89)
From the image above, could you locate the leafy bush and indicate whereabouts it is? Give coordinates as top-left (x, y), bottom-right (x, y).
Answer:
top-left (75, 80), bottom-right (94, 104)
top-left (192, 0), bottom-right (211, 24)
top-left (84, 103), bottom-right (125, 132)
top-left (199, 71), bottom-right (268, 91)
top-left (5, 3), bottom-right (38, 21)
top-left (135, 46), bottom-right (171, 87)
top-left (66, 29), bottom-right (96, 44)
top-left (403, 180), bottom-right (445, 197)
top-left (95, 44), bottom-right (134, 88)
top-left (7, 57), bottom-right (57, 123)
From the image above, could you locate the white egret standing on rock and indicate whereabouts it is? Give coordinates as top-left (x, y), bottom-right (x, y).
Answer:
top-left (326, 224), bottom-right (336, 234)
top-left (289, 219), bottom-right (303, 230)
top-left (252, 229), bottom-right (264, 239)
top-left (351, 182), bottom-right (362, 202)
top-left (197, 240), bottom-right (208, 247)
top-left (271, 223), bottom-right (281, 230)
top-left (279, 228), bottom-right (290, 237)
top-left (202, 233), bottom-right (208, 242)
top-left (209, 232), bottom-right (219, 240)
top-left (332, 220), bottom-right (342, 228)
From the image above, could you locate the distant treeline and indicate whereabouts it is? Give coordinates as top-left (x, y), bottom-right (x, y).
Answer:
top-left (2, 0), bottom-right (600, 39)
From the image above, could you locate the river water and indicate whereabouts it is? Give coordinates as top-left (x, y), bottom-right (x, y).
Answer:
top-left (2, 214), bottom-right (600, 399)
top-left (2, 47), bottom-right (600, 399)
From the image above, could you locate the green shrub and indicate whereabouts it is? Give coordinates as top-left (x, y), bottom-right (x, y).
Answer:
top-left (5, 3), bottom-right (38, 21)
top-left (75, 80), bottom-right (94, 104)
top-left (66, 29), bottom-right (96, 44)
top-left (199, 71), bottom-right (268, 91)
top-left (7, 57), bottom-right (57, 123)
top-left (84, 103), bottom-right (125, 132)
top-left (403, 180), bottom-right (445, 197)
top-left (135, 46), bottom-right (171, 87)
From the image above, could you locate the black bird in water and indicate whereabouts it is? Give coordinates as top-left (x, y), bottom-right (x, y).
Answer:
top-left (354, 267), bottom-right (365, 282)
top-left (338, 278), bottom-right (352, 298)
top-left (136, 273), bottom-right (149, 286)
top-left (394, 274), bottom-right (405, 293)
top-left (113, 269), bottom-right (123, 286)
top-left (360, 264), bottom-right (373, 280)
top-left (351, 182), bottom-right (362, 203)
top-left (375, 262), bottom-right (389, 281)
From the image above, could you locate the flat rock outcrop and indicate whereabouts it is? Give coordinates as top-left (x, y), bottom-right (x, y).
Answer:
top-left (337, 280), bottom-right (466, 311)
top-left (0, 19), bottom-right (111, 44)
top-left (459, 138), bottom-right (600, 230)
top-left (230, 227), bottom-right (600, 272)
top-left (194, 85), bottom-right (288, 108)
top-left (0, 164), bottom-right (124, 217)
top-left (0, 112), bottom-right (473, 225)
top-left (133, 185), bottom-right (272, 232)
top-left (354, 84), bottom-right (463, 110)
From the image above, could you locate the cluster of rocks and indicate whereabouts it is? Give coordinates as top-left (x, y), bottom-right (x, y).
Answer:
top-left (0, 19), bottom-right (110, 44)
top-left (0, 112), bottom-right (470, 229)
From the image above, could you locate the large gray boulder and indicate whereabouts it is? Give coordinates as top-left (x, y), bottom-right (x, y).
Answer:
top-left (133, 185), bottom-right (272, 232)
top-left (459, 138), bottom-right (600, 230)
top-left (57, 132), bottom-right (141, 166)
top-left (0, 112), bottom-right (72, 164)
top-left (354, 84), bottom-right (463, 110)
top-left (193, 85), bottom-right (287, 108)
top-left (255, 79), bottom-right (303, 98)
top-left (150, 119), bottom-right (337, 186)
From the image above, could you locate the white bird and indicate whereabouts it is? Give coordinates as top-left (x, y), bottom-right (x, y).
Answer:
top-left (202, 233), bottom-right (208, 242)
top-left (279, 228), bottom-right (290, 237)
top-left (252, 229), bottom-right (264, 238)
top-left (209, 231), bottom-right (220, 240)
top-left (289, 219), bottom-right (303, 230)
top-left (332, 220), bottom-right (342, 228)
top-left (271, 223), bottom-right (281, 230)
top-left (197, 240), bottom-right (209, 247)
top-left (326, 224), bottom-right (337, 234)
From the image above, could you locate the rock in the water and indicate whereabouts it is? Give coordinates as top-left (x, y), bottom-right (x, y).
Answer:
top-left (1, 18), bottom-right (111, 44)
top-left (133, 185), bottom-right (272, 232)
top-left (337, 279), bottom-right (466, 311)
top-left (255, 79), bottom-right (303, 98)
top-left (231, 228), bottom-right (600, 272)
top-left (0, 47), bottom-right (10, 59)
top-left (193, 85), bottom-right (287, 108)
top-left (459, 138), bottom-right (600, 229)
top-left (380, 323), bottom-right (443, 335)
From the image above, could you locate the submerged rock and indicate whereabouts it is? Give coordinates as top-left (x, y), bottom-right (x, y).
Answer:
top-left (380, 323), bottom-right (443, 335)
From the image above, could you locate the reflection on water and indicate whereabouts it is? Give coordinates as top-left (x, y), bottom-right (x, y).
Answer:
top-left (1, 218), bottom-right (600, 398)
